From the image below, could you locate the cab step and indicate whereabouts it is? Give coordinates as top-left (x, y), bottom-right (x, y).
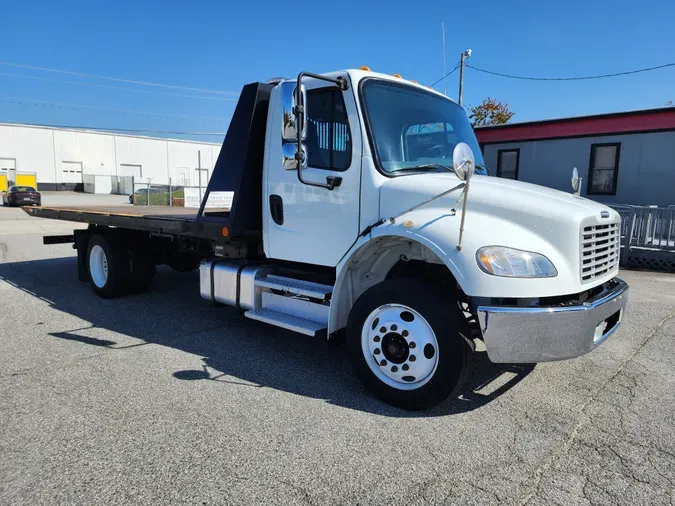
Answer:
top-left (244, 308), bottom-right (327, 337)
top-left (255, 274), bottom-right (333, 300)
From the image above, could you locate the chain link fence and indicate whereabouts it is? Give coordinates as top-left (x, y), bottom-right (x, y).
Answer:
top-left (131, 179), bottom-right (186, 206)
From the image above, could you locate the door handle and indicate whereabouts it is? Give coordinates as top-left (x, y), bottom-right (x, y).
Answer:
top-left (326, 176), bottom-right (342, 190)
top-left (269, 194), bottom-right (284, 225)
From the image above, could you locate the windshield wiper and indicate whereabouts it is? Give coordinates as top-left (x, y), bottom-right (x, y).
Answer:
top-left (475, 163), bottom-right (496, 177)
top-left (392, 164), bottom-right (453, 174)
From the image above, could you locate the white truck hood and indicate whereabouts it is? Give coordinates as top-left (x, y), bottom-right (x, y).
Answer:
top-left (378, 173), bottom-right (620, 298)
top-left (379, 173), bottom-right (615, 222)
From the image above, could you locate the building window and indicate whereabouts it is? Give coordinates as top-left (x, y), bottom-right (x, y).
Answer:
top-left (305, 89), bottom-right (351, 170)
top-left (497, 149), bottom-right (519, 180)
top-left (588, 143), bottom-right (620, 195)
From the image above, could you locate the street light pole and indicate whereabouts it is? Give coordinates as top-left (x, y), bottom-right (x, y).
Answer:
top-left (458, 49), bottom-right (472, 106)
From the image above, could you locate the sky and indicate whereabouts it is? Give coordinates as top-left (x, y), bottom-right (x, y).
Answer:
top-left (1, 0), bottom-right (674, 142)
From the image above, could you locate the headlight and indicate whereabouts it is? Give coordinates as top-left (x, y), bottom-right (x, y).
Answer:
top-left (476, 246), bottom-right (557, 278)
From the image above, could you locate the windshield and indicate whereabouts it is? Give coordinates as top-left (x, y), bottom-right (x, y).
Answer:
top-left (361, 80), bottom-right (488, 175)
top-left (10, 186), bottom-right (36, 192)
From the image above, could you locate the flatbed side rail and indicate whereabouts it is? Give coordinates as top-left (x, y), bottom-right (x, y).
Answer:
top-left (24, 206), bottom-right (230, 241)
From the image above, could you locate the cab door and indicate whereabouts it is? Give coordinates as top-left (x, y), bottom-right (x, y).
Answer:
top-left (264, 77), bottom-right (362, 266)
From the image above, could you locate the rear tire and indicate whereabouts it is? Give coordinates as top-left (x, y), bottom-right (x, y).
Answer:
top-left (86, 233), bottom-right (130, 298)
top-left (346, 278), bottom-right (472, 410)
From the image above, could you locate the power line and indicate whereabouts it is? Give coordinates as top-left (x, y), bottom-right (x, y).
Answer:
top-left (429, 62), bottom-right (460, 88)
top-left (0, 72), bottom-right (237, 101)
top-left (0, 97), bottom-right (230, 123)
top-left (0, 61), bottom-right (239, 95)
top-left (466, 62), bottom-right (675, 81)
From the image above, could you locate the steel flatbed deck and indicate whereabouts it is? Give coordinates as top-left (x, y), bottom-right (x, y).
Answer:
top-left (23, 82), bottom-right (271, 244)
top-left (24, 205), bottom-right (231, 240)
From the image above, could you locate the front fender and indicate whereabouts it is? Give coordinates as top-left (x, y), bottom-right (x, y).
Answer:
top-left (329, 210), bottom-right (467, 335)
top-left (329, 206), bottom-right (583, 335)
top-left (344, 211), bottom-right (470, 285)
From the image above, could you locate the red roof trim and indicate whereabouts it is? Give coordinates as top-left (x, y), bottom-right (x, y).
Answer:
top-left (475, 108), bottom-right (675, 144)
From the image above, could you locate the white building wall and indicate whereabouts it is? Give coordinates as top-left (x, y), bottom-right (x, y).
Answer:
top-left (211, 144), bottom-right (221, 166)
top-left (53, 130), bottom-right (117, 181)
top-left (0, 123), bottom-right (221, 189)
top-left (115, 135), bottom-right (169, 183)
top-left (0, 124), bottom-right (55, 182)
top-left (166, 140), bottom-right (216, 186)
top-left (482, 130), bottom-right (675, 206)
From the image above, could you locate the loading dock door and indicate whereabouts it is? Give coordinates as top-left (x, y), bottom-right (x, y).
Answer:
top-left (61, 161), bottom-right (83, 183)
top-left (1, 158), bottom-right (17, 186)
top-left (0, 158), bottom-right (16, 171)
top-left (15, 173), bottom-right (37, 188)
top-left (120, 164), bottom-right (142, 178)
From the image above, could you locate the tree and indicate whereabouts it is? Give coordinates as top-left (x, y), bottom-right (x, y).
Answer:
top-left (469, 97), bottom-right (514, 127)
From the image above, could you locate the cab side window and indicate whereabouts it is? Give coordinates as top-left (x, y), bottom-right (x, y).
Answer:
top-left (306, 89), bottom-right (351, 170)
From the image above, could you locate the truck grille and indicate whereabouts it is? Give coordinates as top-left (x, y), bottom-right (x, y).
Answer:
top-left (580, 221), bottom-right (620, 283)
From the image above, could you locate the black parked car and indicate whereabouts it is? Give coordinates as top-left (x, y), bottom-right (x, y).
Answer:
top-left (2, 186), bottom-right (41, 207)
top-left (129, 187), bottom-right (162, 204)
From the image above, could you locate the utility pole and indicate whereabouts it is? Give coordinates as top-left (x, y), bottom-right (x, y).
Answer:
top-left (442, 23), bottom-right (447, 96)
top-left (197, 150), bottom-right (202, 202)
top-left (458, 49), bottom-right (472, 106)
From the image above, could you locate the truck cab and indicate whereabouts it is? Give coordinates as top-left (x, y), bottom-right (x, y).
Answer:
top-left (203, 68), bottom-right (628, 408)
top-left (33, 68), bottom-right (629, 410)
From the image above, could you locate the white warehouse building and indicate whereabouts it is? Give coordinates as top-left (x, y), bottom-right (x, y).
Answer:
top-left (0, 122), bottom-right (222, 191)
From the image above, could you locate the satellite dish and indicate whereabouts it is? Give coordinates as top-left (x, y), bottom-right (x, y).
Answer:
top-left (452, 142), bottom-right (475, 181)
top-left (571, 167), bottom-right (580, 192)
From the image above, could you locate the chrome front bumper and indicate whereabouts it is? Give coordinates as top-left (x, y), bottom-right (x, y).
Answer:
top-left (476, 278), bottom-right (629, 364)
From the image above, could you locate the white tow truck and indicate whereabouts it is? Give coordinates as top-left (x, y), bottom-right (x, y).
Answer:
top-left (31, 68), bottom-right (629, 409)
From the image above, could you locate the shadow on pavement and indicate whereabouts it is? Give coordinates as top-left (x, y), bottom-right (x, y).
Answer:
top-left (0, 256), bottom-right (534, 417)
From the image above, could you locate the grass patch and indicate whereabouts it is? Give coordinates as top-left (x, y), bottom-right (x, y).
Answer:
top-left (133, 188), bottom-right (185, 206)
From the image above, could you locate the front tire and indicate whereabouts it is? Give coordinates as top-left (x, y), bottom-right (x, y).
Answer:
top-left (346, 279), bottom-right (472, 410)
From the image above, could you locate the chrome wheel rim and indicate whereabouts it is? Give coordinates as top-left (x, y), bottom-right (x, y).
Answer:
top-left (89, 245), bottom-right (109, 288)
top-left (361, 304), bottom-right (439, 390)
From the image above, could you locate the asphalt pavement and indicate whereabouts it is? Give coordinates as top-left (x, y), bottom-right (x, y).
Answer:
top-left (1, 199), bottom-right (674, 505)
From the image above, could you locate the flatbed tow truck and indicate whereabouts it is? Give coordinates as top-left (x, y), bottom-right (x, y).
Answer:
top-left (27, 69), bottom-right (629, 409)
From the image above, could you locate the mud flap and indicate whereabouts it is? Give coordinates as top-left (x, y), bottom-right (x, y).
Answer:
top-left (74, 229), bottom-right (90, 282)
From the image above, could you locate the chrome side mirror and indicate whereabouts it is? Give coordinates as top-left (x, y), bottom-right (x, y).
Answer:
top-left (280, 81), bottom-right (307, 142)
top-left (571, 167), bottom-right (582, 196)
top-left (282, 143), bottom-right (307, 171)
top-left (452, 142), bottom-right (475, 181)
top-left (281, 71), bottom-right (347, 191)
